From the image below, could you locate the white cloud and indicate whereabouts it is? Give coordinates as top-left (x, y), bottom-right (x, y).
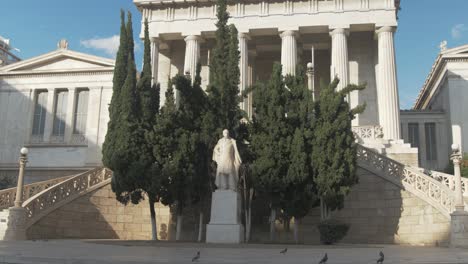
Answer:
top-left (451, 24), bottom-right (466, 39)
top-left (80, 35), bottom-right (142, 58)
top-left (80, 35), bottom-right (120, 57)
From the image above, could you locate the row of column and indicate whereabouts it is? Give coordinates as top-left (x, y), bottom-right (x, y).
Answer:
top-left (149, 26), bottom-right (401, 140)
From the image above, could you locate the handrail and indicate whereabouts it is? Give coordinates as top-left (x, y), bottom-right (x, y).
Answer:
top-left (0, 175), bottom-right (73, 210)
top-left (23, 167), bottom-right (112, 228)
top-left (356, 145), bottom-right (455, 219)
top-left (419, 169), bottom-right (468, 197)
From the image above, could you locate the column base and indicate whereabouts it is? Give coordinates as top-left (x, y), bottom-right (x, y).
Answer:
top-left (451, 210), bottom-right (468, 248)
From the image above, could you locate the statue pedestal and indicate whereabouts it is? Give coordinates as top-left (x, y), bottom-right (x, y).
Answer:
top-left (206, 190), bottom-right (244, 243)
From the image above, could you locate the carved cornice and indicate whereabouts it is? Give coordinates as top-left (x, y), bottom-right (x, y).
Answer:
top-left (414, 55), bottom-right (468, 109)
top-left (0, 69), bottom-right (114, 79)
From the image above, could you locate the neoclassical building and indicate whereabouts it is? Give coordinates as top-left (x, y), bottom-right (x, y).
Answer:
top-left (401, 43), bottom-right (468, 171)
top-left (3, 0), bottom-right (468, 246)
top-left (0, 41), bottom-right (114, 183)
top-left (135, 0), bottom-right (403, 143)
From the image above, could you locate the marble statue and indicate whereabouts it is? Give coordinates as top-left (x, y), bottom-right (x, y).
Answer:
top-left (212, 129), bottom-right (242, 191)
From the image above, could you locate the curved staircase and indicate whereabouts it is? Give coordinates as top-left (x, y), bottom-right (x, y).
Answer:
top-left (0, 126), bottom-right (461, 243)
top-left (22, 167), bottom-right (111, 228)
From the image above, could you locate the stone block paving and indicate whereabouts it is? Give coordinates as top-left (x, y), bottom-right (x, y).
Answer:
top-left (0, 240), bottom-right (468, 264)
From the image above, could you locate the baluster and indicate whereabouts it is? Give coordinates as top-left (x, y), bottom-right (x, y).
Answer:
top-left (449, 177), bottom-right (455, 191)
top-left (463, 180), bottom-right (468, 196)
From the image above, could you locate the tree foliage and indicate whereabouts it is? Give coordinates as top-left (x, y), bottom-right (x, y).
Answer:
top-left (102, 10), bottom-right (128, 169)
top-left (311, 78), bottom-right (365, 211)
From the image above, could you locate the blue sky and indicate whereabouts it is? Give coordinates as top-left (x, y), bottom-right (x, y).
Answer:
top-left (2, 0), bottom-right (468, 109)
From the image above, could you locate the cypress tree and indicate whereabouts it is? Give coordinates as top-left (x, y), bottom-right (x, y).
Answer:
top-left (109, 11), bottom-right (140, 205)
top-left (311, 78), bottom-right (365, 213)
top-left (206, 0), bottom-right (242, 133)
top-left (102, 10), bottom-right (128, 169)
top-left (250, 63), bottom-right (290, 241)
top-left (134, 18), bottom-right (161, 240)
top-left (281, 67), bottom-right (318, 243)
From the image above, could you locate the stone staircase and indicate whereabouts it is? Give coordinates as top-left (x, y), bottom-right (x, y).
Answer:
top-left (0, 126), bottom-right (461, 242)
top-left (353, 125), bottom-right (459, 219)
top-left (0, 168), bottom-right (111, 239)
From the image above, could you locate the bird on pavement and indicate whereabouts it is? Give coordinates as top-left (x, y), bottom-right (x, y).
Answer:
top-left (377, 251), bottom-right (384, 264)
top-left (319, 253), bottom-right (328, 264)
top-left (280, 248), bottom-right (288, 254)
top-left (192, 251), bottom-right (200, 262)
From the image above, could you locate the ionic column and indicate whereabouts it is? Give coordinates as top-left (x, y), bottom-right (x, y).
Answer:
top-left (43, 89), bottom-right (56, 142)
top-left (150, 38), bottom-right (159, 86)
top-left (64, 88), bottom-right (77, 143)
top-left (238, 32), bottom-right (250, 111)
top-left (376, 26), bottom-right (401, 140)
top-left (330, 28), bottom-right (349, 91)
top-left (184, 35), bottom-right (201, 81)
top-left (247, 51), bottom-right (257, 119)
top-left (280, 30), bottom-right (298, 76)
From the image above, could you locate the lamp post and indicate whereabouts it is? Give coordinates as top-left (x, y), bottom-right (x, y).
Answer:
top-left (14, 147), bottom-right (28, 208)
top-left (451, 144), bottom-right (464, 212)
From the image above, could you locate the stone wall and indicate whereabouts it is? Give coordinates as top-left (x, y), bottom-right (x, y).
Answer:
top-left (26, 168), bottom-right (450, 245)
top-left (27, 184), bottom-right (172, 240)
top-left (248, 168), bottom-right (450, 246)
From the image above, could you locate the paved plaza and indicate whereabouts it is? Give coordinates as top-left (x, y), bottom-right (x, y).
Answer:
top-left (0, 240), bottom-right (467, 264)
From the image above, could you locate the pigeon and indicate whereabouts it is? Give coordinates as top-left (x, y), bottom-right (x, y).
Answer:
top-left (280, 248), bottom-right (288, 254)
top-left (319, 253), bottom-right (328, 264)
top-left (192, 251), bottom-right (200, 262)
top-left (377, 251), bottom-right (384, 264)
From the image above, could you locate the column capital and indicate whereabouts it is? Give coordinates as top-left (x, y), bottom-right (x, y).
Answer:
top-left (329, 27), bottom-right (349, 36)
top-left (151, 37), bottom-right (160, 44)
top-left (184, 35), bottom-right (203, 42)
top-left (280, 30), bottom-right (299, 38)
top-left (238, 32), bottom-right (251, 40)
top-left (376, 26), bottom-right (396, 34)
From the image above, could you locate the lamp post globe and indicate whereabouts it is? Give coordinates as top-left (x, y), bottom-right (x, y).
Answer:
top-left (452, 144), bottom-right (460, 153)
top-left (20, 147), bottom-right (28, 156)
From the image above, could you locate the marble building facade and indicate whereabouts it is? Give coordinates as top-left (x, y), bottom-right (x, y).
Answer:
top-left (135, 0), bottom-right (403, 143)
top-left (0, 41), bottom-right (114, 183)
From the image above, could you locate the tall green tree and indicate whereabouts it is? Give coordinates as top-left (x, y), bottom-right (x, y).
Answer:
top-left (280, 67), bottom-right (318, 244)
top-left (133, 18), bottom-right (161, 240)
top-left (311, 78), bottom-right (365, 214)
top-left (205, 0), bottom-right (242, 134)
top-left (105, 11), bottom-right (142, 206)
top-left (250, 63), bottom-right (290, 241)
top-left (102, 10), bottom-right (128, 170)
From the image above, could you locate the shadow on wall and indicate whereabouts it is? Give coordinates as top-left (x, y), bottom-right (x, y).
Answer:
top-left (334, 167), bottom-right (450, 246)
top-left (245, 167), bottom-right (450, 246)
top-left (25, 184), bottom-right (171, 240)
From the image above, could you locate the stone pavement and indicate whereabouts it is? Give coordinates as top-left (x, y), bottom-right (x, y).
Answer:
top-left (0, 240), bottom-right (468, 264)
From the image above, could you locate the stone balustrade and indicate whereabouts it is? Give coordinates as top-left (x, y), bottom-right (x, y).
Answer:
top-left (23, 167), bottom-right (112, 228)
top-left (418, 169), bottom-right (468, 197)
top-left (0, 175), bottom-right (73, 210)
top-left (356, 145), bottom-right (455, 218)
top-left (352, 125), bottom-right (384, 142)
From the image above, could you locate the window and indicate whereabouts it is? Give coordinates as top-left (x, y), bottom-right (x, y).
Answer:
top-left (408, 123), bottom-right (420, 149)
top-left (52, 90), bottom-right (68, 137)
top-left (73, 89), bottom-right (89, 135)
top-left (425, 122), bottom-right (437, 161)
top-left (32, 91), bottom-right (48, 136)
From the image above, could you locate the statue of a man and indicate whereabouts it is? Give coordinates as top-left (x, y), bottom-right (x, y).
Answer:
top-left (212, 129), bottom-right (242, 191)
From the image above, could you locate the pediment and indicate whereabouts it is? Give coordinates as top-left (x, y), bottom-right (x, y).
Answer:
top-left (0, 49), bottom-right (115, 74)
top-left (442, 44), bottom-right (468, 56)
